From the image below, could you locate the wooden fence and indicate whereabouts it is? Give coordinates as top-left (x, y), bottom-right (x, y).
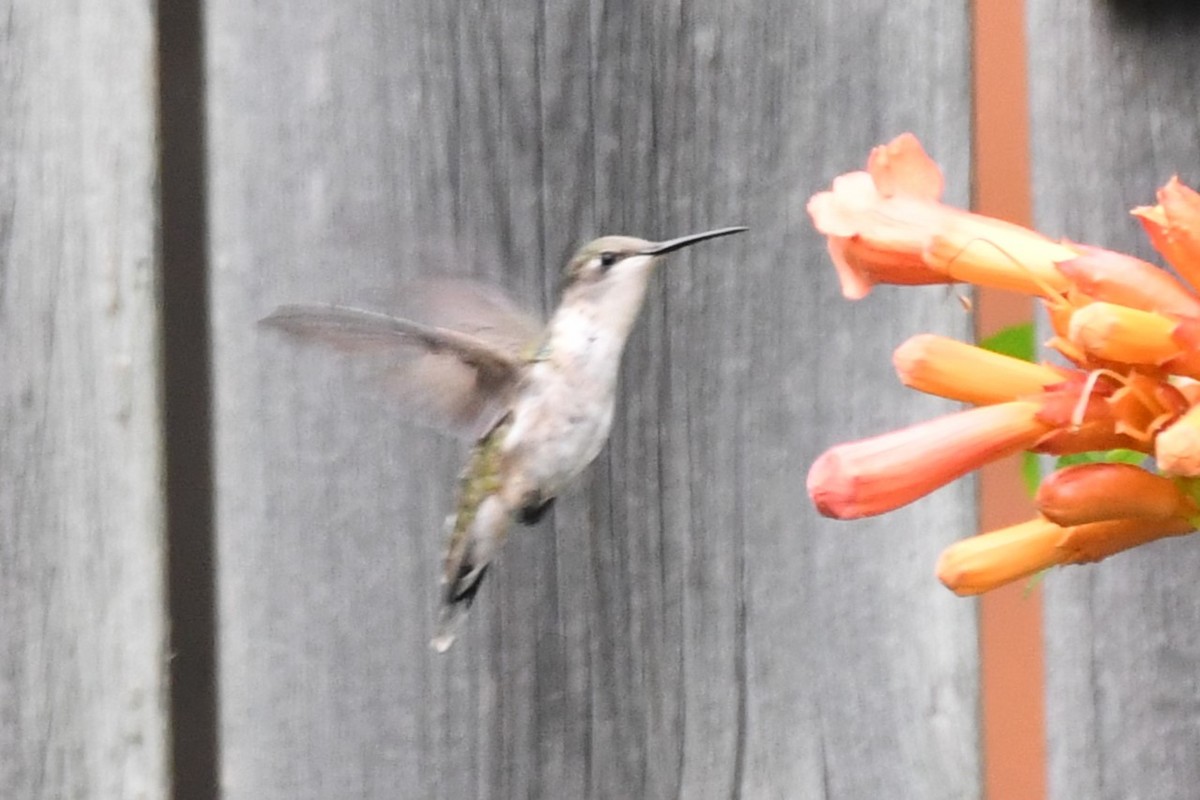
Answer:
top-left (2, 0), bottom-right (1197, 797)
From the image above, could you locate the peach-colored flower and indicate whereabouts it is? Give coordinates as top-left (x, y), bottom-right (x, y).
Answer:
top-left (807, 133), bottom-right (1075, 300)
top-left (807, 401), bottom-right (1053, 520)
top-left (924, 213), bottom-right (1076, 297)
top-left (809, 134), bottom-right (1200, 595)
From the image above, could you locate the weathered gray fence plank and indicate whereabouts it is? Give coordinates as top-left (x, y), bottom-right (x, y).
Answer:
top-left (1028, 3), bottom-right (1200, 798)
top-left (0, 2), bottom-right (168, 798)
top-left (207, 1), bottom-right (978, 797)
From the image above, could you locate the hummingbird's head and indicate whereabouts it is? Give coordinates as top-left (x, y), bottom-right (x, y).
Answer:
top-left (553, 226), bottom-right (747, 340)
top-left (560, 226), bottom-right (748, 298)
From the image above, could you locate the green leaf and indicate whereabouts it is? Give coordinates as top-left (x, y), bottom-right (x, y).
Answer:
top-left (1021, 451), bottom-right (1042, 497)
top-left (979, 322), bottom-right (1036, 362)
top-left (1171, 476), bottom-right (1200, 523)
top-left (1055, 449), bottom-right (1147, 470)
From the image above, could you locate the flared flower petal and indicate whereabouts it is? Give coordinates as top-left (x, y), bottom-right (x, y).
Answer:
top-left (866, 132), bottom-right (944, 200)
top-left (893, 334), bottom-right (1066, 405)
top-left (807, 173), bottom-right (956, 299)
top-left (1132, 177), bottom-right (1200, 290)
top-left (808, 178), bottom-right (953, 299)
top-left (807, 134), bottom-right (968, 299)
top-left (808, 401), bottom-right (1052, 520)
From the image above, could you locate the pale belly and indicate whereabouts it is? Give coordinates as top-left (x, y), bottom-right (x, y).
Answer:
top-left (500, 372), bottom-right (615, 500)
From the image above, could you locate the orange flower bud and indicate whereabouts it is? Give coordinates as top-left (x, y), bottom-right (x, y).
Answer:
top-left (1156, 405), bottom-right (1200, 477)
top-left (937, 517), bottom-right (1065, 595)
top-left (892, 334), bottom-right (1065, 405)
top-left (1067, 302), bottom-right (1183, 365)
top-left (1035, 463), bottom-right (1191, 526)
top-left (1055, 244), bottom-right (1200, 318)
top-left (937, 515), bottom-right (1196, 595)
top-left (808, 401), bottom-right (1052, 519)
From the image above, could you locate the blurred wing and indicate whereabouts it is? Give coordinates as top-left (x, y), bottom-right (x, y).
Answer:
top-left (261, 301), bottom-right (535, 439)
top-left (412, 278), bottom-right (543, 357)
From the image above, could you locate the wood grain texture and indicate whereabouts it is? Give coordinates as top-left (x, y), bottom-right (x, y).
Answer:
top-left (1027, 2), bottom-right (1200, 798)
top-left (0, 1), bottom-right (168, 798)
top-left (206, 1), bottom-right (978, 797)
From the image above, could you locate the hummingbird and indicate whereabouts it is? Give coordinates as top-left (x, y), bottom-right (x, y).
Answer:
top-left (262, 226), bottom-right (747, 651)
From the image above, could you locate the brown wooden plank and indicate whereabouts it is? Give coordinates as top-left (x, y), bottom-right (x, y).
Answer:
top-left (1027, 2), bottom-right (1200, 797)
top-left (206, 0), bottom-right (979, 796)
top-left (0, 1), bottom-right (169, 797)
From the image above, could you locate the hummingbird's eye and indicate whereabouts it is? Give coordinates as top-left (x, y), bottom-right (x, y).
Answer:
top-left (598, 251), bottom-right (619, 269)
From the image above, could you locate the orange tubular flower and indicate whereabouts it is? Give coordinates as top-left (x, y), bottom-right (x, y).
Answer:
top-left (936, 517), bottom-right (1068, 595)
top-left (1035, 462), bottom-right (1195, 526)
top-left (937, 516), bottom-right (1196, 596)
top-left (807, 133), bottom-right (1076, 300)
top-left (810, 134), bottom-right (1200, 594)
top-left (807, 173), bottom-right (952, 299)
top-left (924, 214), bottom-right (1076, 297)
top-left (807, 135), bottom-right (955, 299)
top-left (893, 334), bottom-right (1066, 405)
top-left (807, 401), bottom-right (1053, 520)
top-left (1056, 244), bottom-right (1200, 318)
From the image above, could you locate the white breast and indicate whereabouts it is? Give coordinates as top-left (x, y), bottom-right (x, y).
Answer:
top-left (501, 308), bottom-right (626, 496)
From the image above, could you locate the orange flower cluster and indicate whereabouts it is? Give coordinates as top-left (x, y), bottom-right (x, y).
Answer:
top-left (806, 133), bottom-right (1200, 595)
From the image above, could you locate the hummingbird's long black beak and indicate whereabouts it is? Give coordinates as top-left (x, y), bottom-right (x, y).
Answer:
top-left (641, 226), bottom-right (748, 256)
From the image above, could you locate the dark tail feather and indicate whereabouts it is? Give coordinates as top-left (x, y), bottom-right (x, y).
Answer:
top-left (430, 563), bottom-right (490, 653)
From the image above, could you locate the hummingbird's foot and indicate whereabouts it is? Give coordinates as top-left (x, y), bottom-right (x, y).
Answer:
top-left (516, 493), bottom-right (555, 525)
